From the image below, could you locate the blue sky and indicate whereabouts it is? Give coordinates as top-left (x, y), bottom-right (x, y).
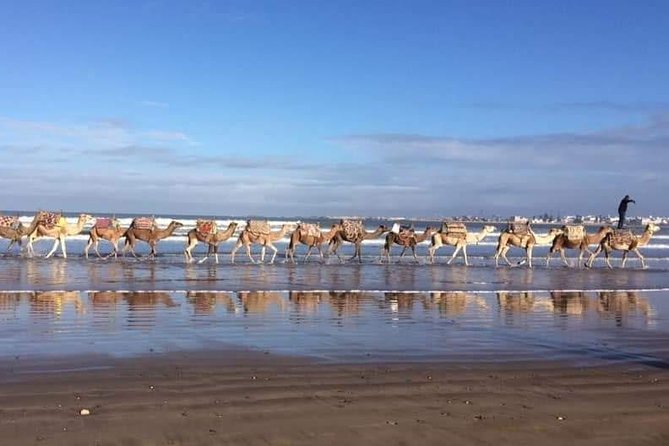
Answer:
top-left (1, 0), bottom-right (668, 217)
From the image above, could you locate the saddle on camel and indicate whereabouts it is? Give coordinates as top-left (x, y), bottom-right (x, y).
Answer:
top-left (0, 215), bottom-right (20, 229)
top-left (196, 220), bottom-right (218, 236)
top-left (94, 217), bottom-right (120, 230)
top-left (132, 217), bottom-right (156, 230)
top-left (341, 219), bottom-right (364, 240)
top-left (299, 223), bottom-right (321, 238)
top-left (610, 229), bottom-right (634, 245)
top-left (247, 220), bottom-right (271, 236)
top-left (441, 222), bottom-right (468, 239)
top-left (563, 225), bottom-right (585, 242)
top-left (392, 223), bottom-right (415, 244)
top-left (39, 212), bottom-right (65, 230)
top-left (507, 221), bottom-right (530, 236)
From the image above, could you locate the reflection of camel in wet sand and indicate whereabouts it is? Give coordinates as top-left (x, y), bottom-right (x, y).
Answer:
top-left (550, 291), bottom-right (588, 315)
top-left (186, 291), bottom-right (236, 315)
top-left (184, 222), bottom-right (238, 264)
top-left (85, 219), bottom-right (126, 259)
top-left (328, 224), bottom-right (388, 263)
top-left (285, 224), bottom-right (339, 263)
top-left (428, 225), bottom-right (496, 265)
top-left (27, 214), bottom-right (93, 258)
top-left (327, 292), bottom-right (364, 317)
top-left (231, 224), bottom-right (292, 264)
top-left (0, 213), bottom-right (43, 254)
top-left (237, 291), bottom-right (286, 313)
top-left (288, 291), bottom-right (325, 315)
top-left (123, 220), bottom-right (183, 259)
top-left (586, 224), bottom-right (660, 269)
top-left (494, 226), bottom-right (563, 268)
top-left (597, 291), bottom-right (651, 321)
top-left (31, 291), bottom-right (85, 315)
top-left (546, 226), bottom-right (613, 268)
top-left (497, 292), bottom-right (537, 313)
top-left (381, 227), bottom-right (436, 263)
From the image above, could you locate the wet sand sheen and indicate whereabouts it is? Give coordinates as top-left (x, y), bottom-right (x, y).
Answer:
top-left (1, 351), bottom-right (669, 445)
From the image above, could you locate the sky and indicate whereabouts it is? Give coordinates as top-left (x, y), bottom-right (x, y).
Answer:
top-left (1, 0), bottom-right (668, 218)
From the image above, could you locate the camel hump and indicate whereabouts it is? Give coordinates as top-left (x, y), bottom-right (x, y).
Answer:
top-left (94, 217), bottom-right (114, 229)
top-left (39, 211), bottom-right (61, 229)
top-left (341, 219), bottom-right (364, 239)
top-left (507, 221), bottom-right (530, 236)
top-left (299, 223), bottom-right (321, 238)
top-left (441, 222), bottom-right (467, 235)
top-left (610, 229), bottom-right (634, 245)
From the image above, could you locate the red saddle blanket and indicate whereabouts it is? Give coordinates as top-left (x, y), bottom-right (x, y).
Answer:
top-left (94, 218), bottom-right (115, 230)
top-left (398, 229), bottom-right (415, 243)
top-left (299, 223), bottom-right (321, 238)
top-left (196, 220), bottom-right (217, 235)
top-left (0, 215), bottom-right (19, 228)
top-left (341, 219), bottom-right (364, 240)
top-left (611, 230), bottom-right (634, 245)
top-left (39, 212), bottom-right (61, 229)
top-left (132, 217), bottom-right (155, 230)
top-left (247, 220), bottom-right (270, 235)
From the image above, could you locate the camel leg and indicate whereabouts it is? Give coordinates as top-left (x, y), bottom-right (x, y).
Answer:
top-left (586, 246), bottom-right (601, 268)
top-left (577, 250), bottom-right (585, 268)
top-left (268, 244), bottom-right (278, 264)
top-left (95, 241), bottom-right (105, 259)
top-left (604, 248), bottom-right (613, 269)
top-left (45, 239), bottom-right (60, 259)
top-left (526, 246), bottom-right (533, 268)
top-left (213, 245), bottom-right (219, 264)
top-left (621, 250), bottom-right (629, 268)
top-left (411, 246), bottom-right (419, 264)
top-left (184, 240), bottom-right (195, 263)
top-left (230, 242), bottom-right (242, 264)
top-left (246, 244), bottom-right (256, 264)
top-left (399, 246), bottom-right (408, 259)
top-left (559, 249), bottom-right (571, 267)
top-left (447, 246), bottom-right (461, 265)
top-left (545, 250), bottom-right (553, 267)
top-left (317, 246), bottom-right (325, 263)
top-left (499, 246), bottom-right (513, 267)
top-left (4, 240), bottom-right (16, 255)
top-left (463, 245), bottom-right (469, 266)
top-left (303, 246), bottom-right (313, 263)
top-left (356, 244), bottom-right (363, 263)
top-left (633, 248), bottom-right (646, 269)
top-left (85, 237), bottom-right (93, 259)
top-left (259, 245), bottom-right (266, 263)
top-left (123, 239), bottom-right (139, 259)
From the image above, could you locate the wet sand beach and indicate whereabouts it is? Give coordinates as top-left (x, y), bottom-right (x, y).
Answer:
top-left (2, 351), bottom-right (669, 446)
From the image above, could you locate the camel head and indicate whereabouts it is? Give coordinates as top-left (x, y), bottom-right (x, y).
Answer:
top-left (79, 214), bottom-right (94, 223)
top-left (548, 227), bottom-right (563, 237)
top-left (645, 223), bottom-right (661, 234)
top-left (171, 221), bottom-right (185, 229)
top-left (482, 225), bottom-right (497, 233)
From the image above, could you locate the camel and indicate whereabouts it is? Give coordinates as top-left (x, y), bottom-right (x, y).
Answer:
top-left (122, 220), bottom-right (184, 258)
top-left (184, 222), bottom-right (238, 264)
top-left (381, 226), bottom-right (436, 263)
top-left (493, 225), bottom-right (563, 268)
top-left (285, 223), bottom-right (339, 263)
top-left (428, 225), bottom-right (497, 265)
top-left (328, 222), bottom-right (388, 263)
top-left (0, 213), bottom-right (44, 254)
top-left (586, 224), bottom-right (660, 269)
top-left (230, 223), bottom-right (292, 264)
top-left (26, 214), bottom-right (93, 258)
top-left (546, 226), bottom-right (614, 268)
top-left (85, 219), bottom-right (126, 259)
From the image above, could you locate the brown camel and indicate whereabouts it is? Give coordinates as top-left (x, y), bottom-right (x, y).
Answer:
top-left (230, 223), bottom-right (292, 264)
top-left (586, 224), bottom-right (660, 269)
top-left (285, 223), bottom-right (339, 263)
top-left (184, 222), bottom-right (238, 264)
top-left (85, 218), bottom-right (126, 259)
top-left (381, 226), bottom-right (436, 263)
top-left (546, 226), bottom-right (614, 268)
top-left (493, 225), bottom-right (563, 268)
top-left (428, 225), bottom-right (497, 265)
top-left (27, 214), bottom-right (93, 258)
top-left (0, 213), bottom-right (44, 254)
top-left (328, 221), bottom-right (388, 263)
top-left (122, 220), bottom-right (183, 258)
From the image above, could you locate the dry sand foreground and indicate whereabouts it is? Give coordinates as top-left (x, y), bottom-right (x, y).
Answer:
top-left (1, 351), bottom-right (669, 446)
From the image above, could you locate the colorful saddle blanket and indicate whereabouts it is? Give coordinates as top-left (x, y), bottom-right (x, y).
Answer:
top-left (132, 217), bottom-right (155, 230)
top-left (299, 223), bottom-right (321, 238)
top-left (341, 219), bottom-right (364, 240)
top-left (94, 218), bottom-right (118, 230)
top-left (39, 212), bottom-right (62, 229)
top-left (247, 220), bottom-right (270, 235)
top-left (196, 220), bottom-right (217, 235)
top-left (398, 228), bottom-right (415, 243)
top-left (0, 215), bottom-right (19, 228)
top-left (563, 225), bottom-right (585, 241)
top-left (508, 221), bottom-right (530, 236)
top-left (611, 229), bottom-right (634, 245)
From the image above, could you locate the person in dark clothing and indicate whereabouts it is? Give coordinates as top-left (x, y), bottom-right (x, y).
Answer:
top-left (617, 195), bottom-right (636, 229)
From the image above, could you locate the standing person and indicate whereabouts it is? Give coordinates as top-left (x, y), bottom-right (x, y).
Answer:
top-left (617, 195), bottom-right (636, 229)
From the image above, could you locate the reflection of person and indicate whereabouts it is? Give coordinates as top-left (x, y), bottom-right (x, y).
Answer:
top-left (617, 195), bottom-right (636, 229)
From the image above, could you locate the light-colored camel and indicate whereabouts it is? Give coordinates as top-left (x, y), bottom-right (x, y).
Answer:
top-left (85, 220), bottom-right (126, 259)
top-left (494, 226), bottom-right (563, 268)
top-left (381, 227), bottom-right (436, 263)
top-left (0, 213), bottom-right (44, 254)
top-left (27, 214), bottom-right (93, 258)
top-left (546, 226), bottom-right (614, 268)
top-left (428, 225), bottom-right (497, 265)
top-left (231, 224), bottom-right (292, 264)
top-left (586, 224), bottom-right (660, 269)
top-left (328, 224), bottom-right (388, 263)
top-left (285, 224), bottom-right (339, 263)
top-left (122, 220), bottom-right (183, 258)
top-left (184, 222), bottom-right (238, 264)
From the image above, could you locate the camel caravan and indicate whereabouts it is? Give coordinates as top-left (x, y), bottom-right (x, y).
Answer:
top-left (0, 211), bottom-right (662, 268)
